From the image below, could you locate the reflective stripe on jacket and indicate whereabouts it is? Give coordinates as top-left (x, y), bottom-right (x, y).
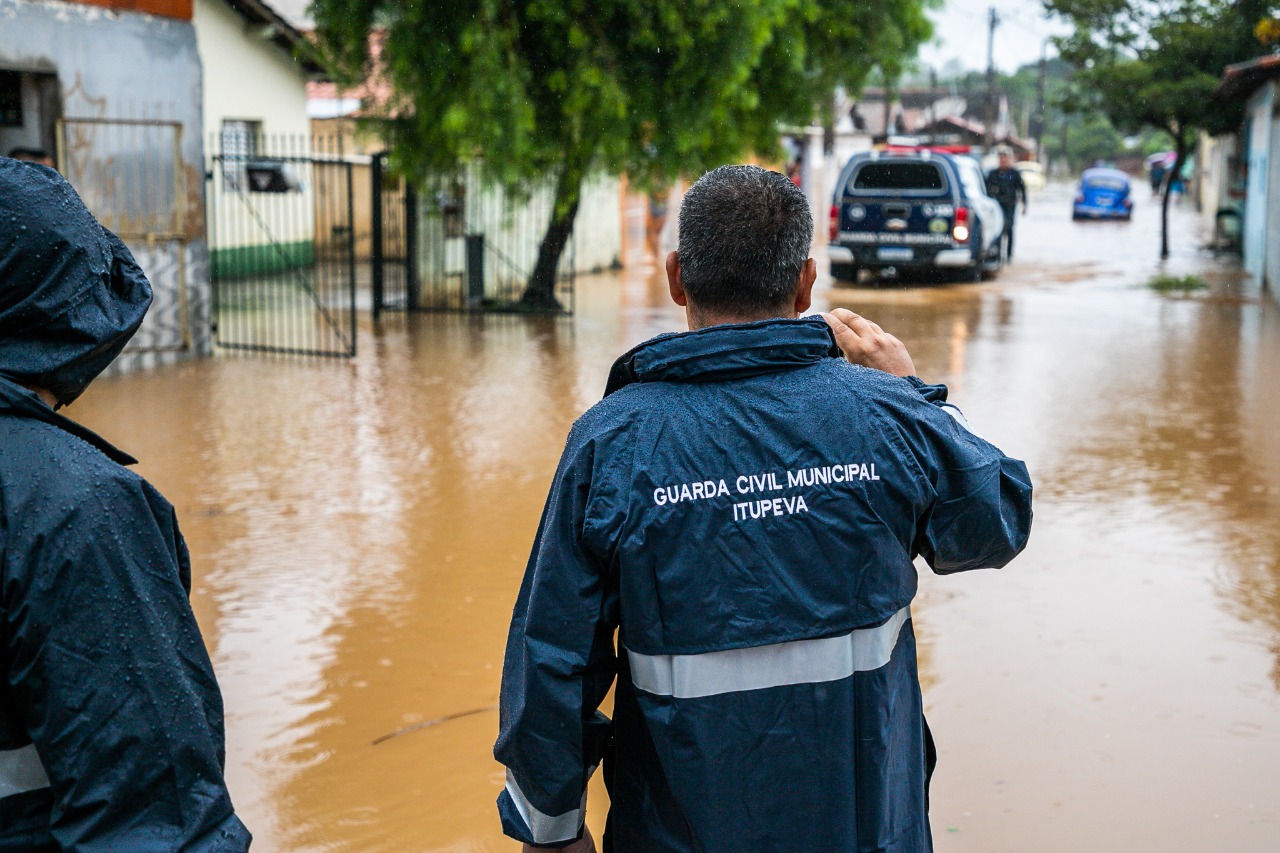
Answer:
top-left (495, 316), bottom-right (1033, 852)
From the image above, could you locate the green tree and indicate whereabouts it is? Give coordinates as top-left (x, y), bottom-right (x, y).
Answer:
top-left (1044, 0), bottom-right (1274, 258)
top-left (311, 0), bottom-right (934, 309)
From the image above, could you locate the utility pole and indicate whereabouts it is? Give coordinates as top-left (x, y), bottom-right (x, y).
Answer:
top-left (983, 6), bottom-right (1000, 153)
top-left (1031, 42), bottom-right (1047, 158)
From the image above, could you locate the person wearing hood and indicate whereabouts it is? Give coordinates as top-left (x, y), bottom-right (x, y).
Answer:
top-left (494, 165), bottom-right (1033, 852)
top-left (0, 158), bottom-right (251, 850)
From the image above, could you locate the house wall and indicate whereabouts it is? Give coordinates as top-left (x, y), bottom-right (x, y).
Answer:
top-left (0, 0), bottom-right (210, 367)
top-left (1242, 84), bottom-right (1273, 292)
top-left (1197, 132), bottom-right (1237, 241)
top-left (1266, 83), bottom-right (1280, 307)
top-left (194, 0), bottom-right (314, 272)
top-left (193, 0), bottom-right (309, 143)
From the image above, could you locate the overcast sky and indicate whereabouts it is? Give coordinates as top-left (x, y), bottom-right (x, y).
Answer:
top-left (269, 0), bottom-right (1069, 76)
top-left (920, 0), bottom-right (1071, 74)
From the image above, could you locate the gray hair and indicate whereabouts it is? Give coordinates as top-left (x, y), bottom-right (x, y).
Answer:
top-left (677, 165), bottom-right (812, 315)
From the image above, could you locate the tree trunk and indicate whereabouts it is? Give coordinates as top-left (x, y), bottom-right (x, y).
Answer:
top-left (1160, 133), bottom-right (1189, 261)
top-left (520, 152), bottom-right (588, 311)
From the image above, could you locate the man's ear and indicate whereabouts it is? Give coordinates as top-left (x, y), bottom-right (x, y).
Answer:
top-left (794, 258), bottom-right (817, 314)
top-left (666, 250), bottom-right (688, 307)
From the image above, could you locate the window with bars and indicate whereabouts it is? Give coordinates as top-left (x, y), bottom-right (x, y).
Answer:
top-left (221, 119), bottom-right (261, 191)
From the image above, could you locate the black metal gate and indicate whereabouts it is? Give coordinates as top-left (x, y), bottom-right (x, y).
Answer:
top-left (207, 137), bottom-right (357, 357)
top-left (370, 152), bottom-right (418, 318)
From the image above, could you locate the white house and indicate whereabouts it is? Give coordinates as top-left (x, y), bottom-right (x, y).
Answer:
top-left (192, 0), bottom-right (325, 277)
top-left (1216, 55), bottom-right (1280, 307)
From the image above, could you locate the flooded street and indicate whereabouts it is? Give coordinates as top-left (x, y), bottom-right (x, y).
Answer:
top-left (69, 181), bottom-right (1280, 852)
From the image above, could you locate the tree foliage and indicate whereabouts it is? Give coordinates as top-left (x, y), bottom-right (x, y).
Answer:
top-left (1043, 0), bottom-right (1276, 257)
top-left (310, 0), bottom-right (935, 308)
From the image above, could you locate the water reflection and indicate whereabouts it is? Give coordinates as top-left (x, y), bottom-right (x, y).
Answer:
top-left (64, 186), bottom-right (1279, 851)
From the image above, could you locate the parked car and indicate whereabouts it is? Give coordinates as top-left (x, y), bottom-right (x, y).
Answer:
top-left (1072, 168), bottom-right (1133, 220)
top-left (1015, 160), bottom-right (1045, 190)
top-left (829, 149), bottom-right (1004, 283)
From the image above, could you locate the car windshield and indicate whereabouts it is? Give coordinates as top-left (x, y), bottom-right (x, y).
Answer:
top-left (851, 162), bottom-right (946, 193)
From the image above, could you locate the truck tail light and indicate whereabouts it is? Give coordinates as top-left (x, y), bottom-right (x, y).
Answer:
top-left (952, 206), bottom-right (970, 242)
top-left (830, 205), bottom-right (840, 241)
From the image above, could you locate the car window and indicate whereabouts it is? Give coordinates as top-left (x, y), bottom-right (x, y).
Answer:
top-left (1084, 176), bottom-right (1128, 191)
top-left (850, 162), bottom-right (945, 193)
top-left (954, 160), bottom-right (987, 199)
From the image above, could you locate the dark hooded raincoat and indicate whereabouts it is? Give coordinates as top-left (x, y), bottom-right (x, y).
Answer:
top-left (0, 158), bottom-right (250, 850)
top-left (495, 317), bottom-right (1033, 852)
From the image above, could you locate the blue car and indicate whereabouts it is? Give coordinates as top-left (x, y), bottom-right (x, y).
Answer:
top-left (1072, 168), bottom-right (1133, 221)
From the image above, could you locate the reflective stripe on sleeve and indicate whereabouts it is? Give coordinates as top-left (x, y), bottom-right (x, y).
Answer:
top-left (505, 768), bottom-right (587, 845)
top-left (941, 403), bottom-right (986, 439)
top-left (0, 743), bottom-right (50, 799)
top-left (627, 606), bottom-right (910, 699)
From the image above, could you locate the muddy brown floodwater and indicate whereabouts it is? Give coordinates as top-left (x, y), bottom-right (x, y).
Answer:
top-left (70, 182), bottom-right (1279, 851)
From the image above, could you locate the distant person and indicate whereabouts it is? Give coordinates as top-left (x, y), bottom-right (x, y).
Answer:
top-left (1149, 160), bottom-right (1166, 196)
top-left (646, 190), bottom-right (669, 260)
top-left (0, 158), bottom-right (251, 850)
top-left (494, 165), bottom-right (1033, 852)
top-left (984, 147), bottom-right (1028, 261)
top-left (5, 147), bottom-right (55, 169)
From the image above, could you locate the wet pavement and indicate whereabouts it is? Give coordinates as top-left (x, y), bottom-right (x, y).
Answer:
top-left (69, 180), bottom-right (1280, 851)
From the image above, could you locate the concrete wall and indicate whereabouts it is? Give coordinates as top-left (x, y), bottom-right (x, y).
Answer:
top-left (0, 0), bottom-right (210, 367)
top-left (1242, 84), bottom-right (1273, 291)
top-left (1267, 86), bottom-right (1280, 307)
top-left (1197, 132), bottom-right (1237, 242)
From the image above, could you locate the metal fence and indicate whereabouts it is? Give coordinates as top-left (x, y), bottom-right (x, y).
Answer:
top-left (410, 164), bottom-right (576, 313)
top-left (206, 135), bottom-right (358, 357)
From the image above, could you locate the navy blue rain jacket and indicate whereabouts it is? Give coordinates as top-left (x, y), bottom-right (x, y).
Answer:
top-left (495, 316), bottom-right (1032, 852)
top-left (0, 158), bottom-right (250, 850)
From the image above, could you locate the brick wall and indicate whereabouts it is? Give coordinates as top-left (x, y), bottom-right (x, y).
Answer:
top-left (73, 0), bottom-right (193, 21)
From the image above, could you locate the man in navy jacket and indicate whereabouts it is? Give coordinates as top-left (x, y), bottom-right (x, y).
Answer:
top-left (0, 158), bottom-right (250, 850)
top-left (495, 165), bottom-right (1033, 852)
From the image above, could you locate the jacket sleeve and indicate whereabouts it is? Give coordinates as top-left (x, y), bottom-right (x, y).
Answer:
top-left (493, 426), bottom-right (619, 847)
top-left (902, 377), bottom-right (1033, 574)
top-left (2, 475), bottom-right (251, 851)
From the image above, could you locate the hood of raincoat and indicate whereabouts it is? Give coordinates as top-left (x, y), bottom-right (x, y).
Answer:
top-left (0, 157), bottom-right (151, 406)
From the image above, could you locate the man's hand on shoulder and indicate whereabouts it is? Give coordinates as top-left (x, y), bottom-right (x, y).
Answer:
top-left (821, 309), bottom-right (917, 378)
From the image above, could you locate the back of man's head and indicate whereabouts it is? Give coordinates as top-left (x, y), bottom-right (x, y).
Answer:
top-left (677, 165), bottom-right (812, 317)
top-left (0, 157), bottom-right (151, 406)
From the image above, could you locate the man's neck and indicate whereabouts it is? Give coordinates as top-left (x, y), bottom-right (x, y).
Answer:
top-left (20, 384), bottom-right (58, 409)
top-left (687, 306), bottom-right (796, 331)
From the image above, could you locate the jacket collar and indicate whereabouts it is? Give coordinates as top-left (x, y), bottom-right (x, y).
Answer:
top-left (605, 315), bottom-right (841, 397)
top-left (0, 375), bottom-right (137, 465)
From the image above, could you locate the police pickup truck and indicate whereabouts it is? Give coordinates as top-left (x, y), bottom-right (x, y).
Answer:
top-left (828, 149), bottom-right (1004, 283)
